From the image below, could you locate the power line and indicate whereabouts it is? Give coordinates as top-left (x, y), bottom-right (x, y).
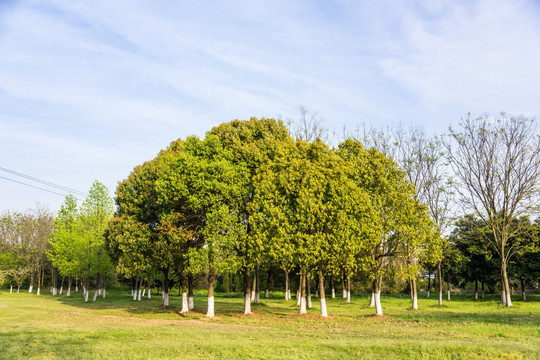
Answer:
top-left (0, 175), bottom-right (84, 199)
top-left (0, 166), bottom-right (87, 197)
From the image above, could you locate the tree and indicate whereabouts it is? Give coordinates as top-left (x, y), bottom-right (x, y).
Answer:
top-left (337, 139), bottom-right (431, 315)
top-left (208, 118), bottom-right (294, 314)
top-left (447, 113), bottom-right (540, 307)
top-left (157, 135), bottom-right (249, 317)
top-left (49, 194), bottom-right (81, 297)
top-left (358, 125), bottom-right (452, 307)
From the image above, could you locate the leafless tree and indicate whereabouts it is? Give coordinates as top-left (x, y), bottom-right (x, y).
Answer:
top-left (446, 113), bottom-right (540, 307)
top-left (288, 106), bottom-right (329, 143)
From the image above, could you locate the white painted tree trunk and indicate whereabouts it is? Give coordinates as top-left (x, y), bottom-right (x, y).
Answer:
top-left (75, 284), bottom-right (78, 292)
top-left (28, 285), bottom-right (33, 293)
top-left (375, 292), bottom-right (383, 316)
top-left (255, 291), bottom-right (260, 304)
top-left (331, 288), bottom-right (335, 299)
top-left (102, 284), bottom-right (106, 299)
top-left (427, 290), bottom-right (430, 298)
top-left (10, 286), bottom-right (13, 293)
top-left (342, 289), bottom-right (347, 299)
top-left (133, 289), bottom-right (138, 301)
top-left (206, 296), bottom-right (214, 318)
top-left (299, 295), bottom-right (307, 314)
top-left (411, 278), bottom-right (418, 310)
top-left (137, 288), bottom-right (142, 301)
top-left (148, 286), bottom-right (151, 299)
top-left (307, 295), bottom-right (312, 309)
top-left (438, 291), bottom-right (443, 306)
top-left (315, 290), bottom-right (319, 297)
top-left (448, 290), bottom-right (451, 301)
top-left (251, 289), bottom-right (255, 301)
top-left (17, 286), bottom-right (20, 293)
top-left (244, 293), bottom-right (252, 315)
top-left (296, 291), bottom-right (301, 305)
top-left (346, 290), bottom-right (351, 303)
top-left (188, 295), bottom-right (193, 309)
top-left (181, 292), bottom-right (189, 313)
top-left (59, 286), bottom-right (63, 295)
top-left (164, 292), bottom-right (169, 306)
top-left (320, 298), bottom-right (328, 317)
top-left (265, 289), bottom-right (269, 298)
top-left (142, 289), bottom-right (146, 297)
top-left (84, 290), bottom-right (89, 302)
top-left (93, 289), bottom-right (99, 301)
top-left (37, 287), bottom-right (40, 296)
top-left (369, 291), bottom-right (375, 307)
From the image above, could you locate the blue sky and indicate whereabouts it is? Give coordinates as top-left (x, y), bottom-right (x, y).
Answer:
top-left (1, 0), bottom-right (540, 212)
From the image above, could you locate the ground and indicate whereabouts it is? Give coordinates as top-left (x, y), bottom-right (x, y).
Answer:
top-left (0, 290), bottom-right (538, 359)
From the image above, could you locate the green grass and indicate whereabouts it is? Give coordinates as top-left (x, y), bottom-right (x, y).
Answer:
top-left (0, 290), bottom-right (538, 359)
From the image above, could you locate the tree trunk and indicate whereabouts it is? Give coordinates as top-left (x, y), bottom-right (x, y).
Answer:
top-left (346, 277), bottom-right (351, 303)
top-left (520, 278), bottom-right (526, 301)
top-left (341, 272), bottom-right (347, 299)
top-left (285, 270), bottom-right (290, 300)
top-left (163, 269), bottom-right (170, 307)
top-left (318, 270), bottom-right (327, 317)
top-left (427, 271), bottom-right (431, 298)
top-left (265, 270), bottom-right (271, 299)
top-left (501, 262), bottom-right (512, 307)
top-left (180, 273), bottom-right (189, 313)
top-left (59, 276), bottom-right (65, 295)
top-left (102, 278), bottom-right (106, 299)
top-left (297, 273), bottom-right (302, 306)
top-left (481, 281), bottom-right (485, 299)
top-left (331, 276), bottom-right (335, 299)
top-left (299, 271), bottom-right (307, 314)
top-left (411, 278), bottom-right (418, 310)
top-left (474, 279), bottom-right (478, 300)
top-left (93, 275), bottom-right (100, 301)
top-left (37, 267), bottom-right (42, 296)
top-left (244, 267), bottom-right (252, 315)
top-left (84, 278), bottom-right (90, 302)
top-left (10, 285), bottom-right (13, 293)
top-left (133, 278), bottom-right (139, 301)
top-left (369, 291), bottom-right (375, 307)
top-left (206, 269), bottom-right (215, 318)
top-left (28, 271), bottom-right (34, 293)
top-left (255, 264), bottom-right (260, 304)
top-left (251, 271), bottom-right (256, 302)
top-left (437, 261), bottom-right (443, 306)
top-left (67, 276), bottom-right (72, 297)
top-left (374, 276), bottom-right (383, 316)
top-left (188, 274), bottom-right (193, 309)
top-left (307, 273), bottom-right (312, 309)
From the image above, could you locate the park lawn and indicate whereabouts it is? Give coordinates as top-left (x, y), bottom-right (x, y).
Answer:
top-left (0, 290), bottom-right (538, 359)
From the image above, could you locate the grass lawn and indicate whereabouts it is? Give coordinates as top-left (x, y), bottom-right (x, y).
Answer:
top-left (0, 289), bottom-right (538, 359)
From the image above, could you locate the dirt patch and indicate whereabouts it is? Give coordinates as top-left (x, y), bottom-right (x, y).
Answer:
top-left (66, 311), bottom-right (276, 330)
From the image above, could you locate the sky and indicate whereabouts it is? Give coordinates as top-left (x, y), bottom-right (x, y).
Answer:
top-left (1, 0), bottom-right (540, 213)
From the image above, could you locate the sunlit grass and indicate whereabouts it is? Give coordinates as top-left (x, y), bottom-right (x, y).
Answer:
top-left (0, 289), bottom-right (538, 359)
